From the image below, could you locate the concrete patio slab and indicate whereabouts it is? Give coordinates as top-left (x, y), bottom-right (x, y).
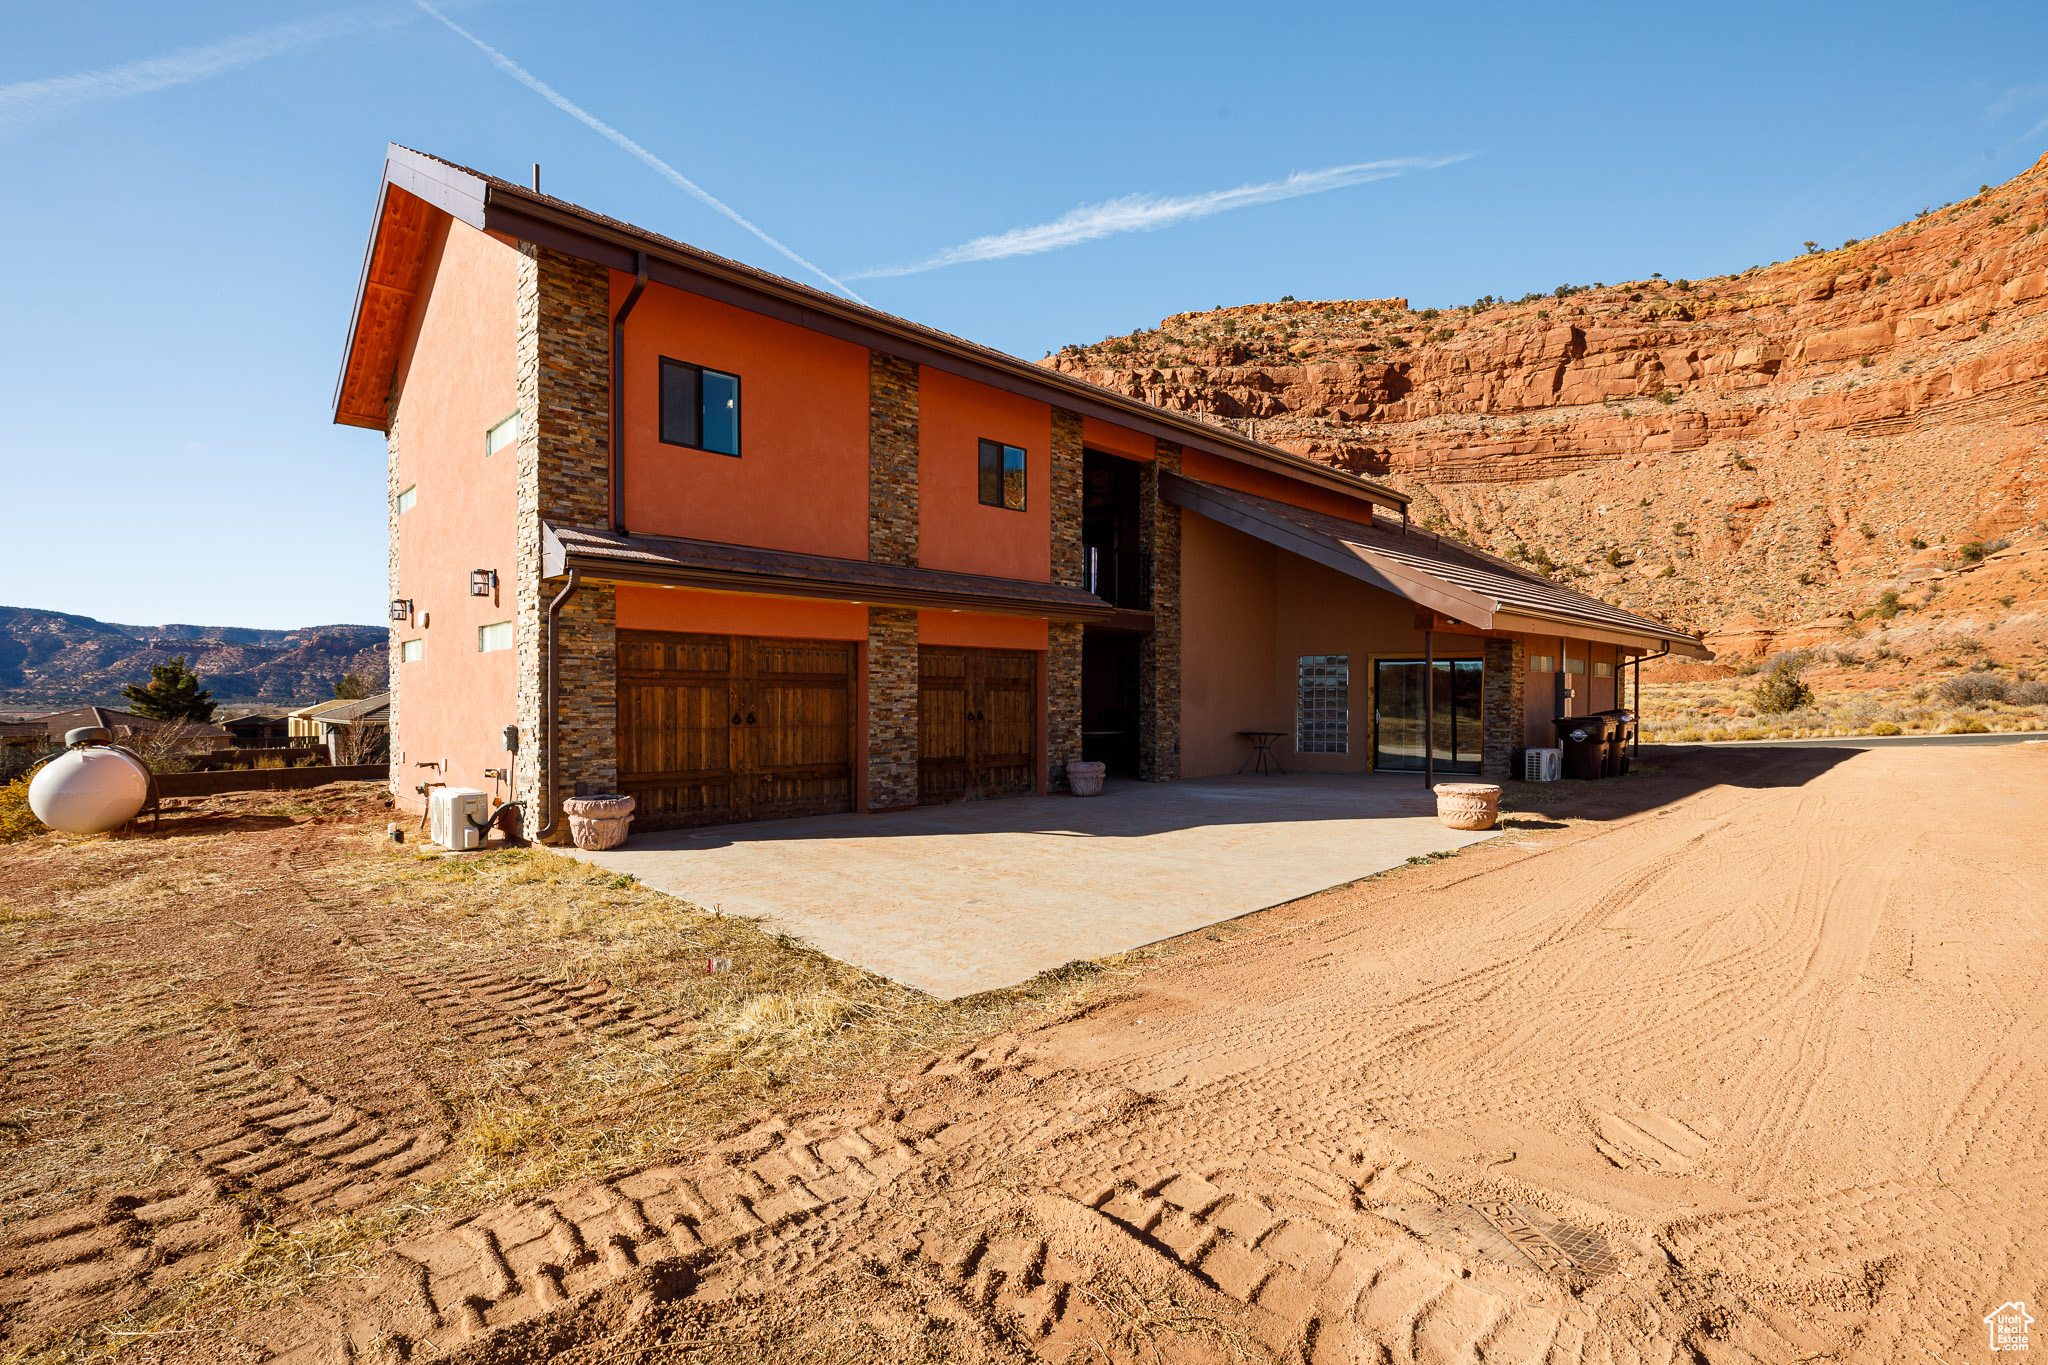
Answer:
top-left (563, 774), bottom-right (1495, 998)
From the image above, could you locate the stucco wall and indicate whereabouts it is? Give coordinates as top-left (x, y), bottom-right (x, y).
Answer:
top-left (614, 273), bottom-right (870, 559)
top-left (1180, 515), bottom-right (1281, 777)
top-left (916, 368), bottom-right (1053, 582)
top-left (386, 219), bottom-right (524, 812)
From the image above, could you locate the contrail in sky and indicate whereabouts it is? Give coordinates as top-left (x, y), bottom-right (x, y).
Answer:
top-left (852, 155), bottom-right (1472, 279)
top-left (416, 1), bottom-right (865, 304)
top-left (0, 7), bottom-right (398, 135)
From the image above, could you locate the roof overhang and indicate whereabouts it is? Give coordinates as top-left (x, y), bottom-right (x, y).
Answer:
top-left (544, 523), bottom-right (1117, 623)
top-left (335, 146), bottom-right (1407, 516)
top-left (1162, 472), bottom-right (1710, 658)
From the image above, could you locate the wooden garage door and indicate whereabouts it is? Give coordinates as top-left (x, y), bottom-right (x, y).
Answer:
top-left (618, 630), bottom-right (855, 830)
top-left (918, 646), bottom-right (1037, 804)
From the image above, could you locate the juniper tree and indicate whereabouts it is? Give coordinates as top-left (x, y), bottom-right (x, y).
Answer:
top-left (121, 656), bottom-right (217, 722)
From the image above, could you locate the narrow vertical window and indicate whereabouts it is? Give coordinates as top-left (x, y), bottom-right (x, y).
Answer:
top-left (400, 639), bottom-right (424, 663)
top-left (395, 485), bottom-right (416, 514)
top-left (977, 438), bottom-right (1026, 510)
top-left (485, 412), bottom-right (520, 457)
top-left (659, 358), bottom-right (741, 455)
top-left (1297, 654), bottom-right (1350, 754)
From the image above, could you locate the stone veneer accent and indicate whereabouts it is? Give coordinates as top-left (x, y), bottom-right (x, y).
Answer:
top-left (1481, 635), bottom-right (1527, 780)
top-left (866, 607), bottom-right (920, 810)
top-left (1137, 439), bottom-right (1183, 781)
top-left (868, 352), bottom-right (919, 567)
top-left (513, 245), bottom-right (617, 840)
top-left (1044, 408), bottom-right (1086, 791)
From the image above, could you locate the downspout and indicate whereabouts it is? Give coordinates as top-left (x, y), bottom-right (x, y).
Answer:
top-left (532, 569), bottom-right (581, 841)
top-left (609, 251), bottom-right (648, 533)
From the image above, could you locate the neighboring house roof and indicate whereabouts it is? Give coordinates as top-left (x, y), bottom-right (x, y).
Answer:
top-left (314, 694), bottom-right (391, 727)
top-left (336, 145), bottom-right (1407, 518)
top-left (15, 707), bottom-right (232, 741)
top-left (1160, 473), bottom-right (1708, 657)
top-left (289, 698), bottom-right (358, 721)
top-left (545, 524), bottom-right (1117, 622)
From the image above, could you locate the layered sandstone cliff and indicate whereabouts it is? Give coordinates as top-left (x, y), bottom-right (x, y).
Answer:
top-left (1045, 154), bottom-right (2048, 660)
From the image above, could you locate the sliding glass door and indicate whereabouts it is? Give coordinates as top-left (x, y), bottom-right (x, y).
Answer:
top-left (1373, 659), bottom-right (1483, 773)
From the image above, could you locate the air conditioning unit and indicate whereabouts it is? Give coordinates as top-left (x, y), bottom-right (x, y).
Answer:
top-left (1524, 747), bottom-right (1562, 782)
top-left (429, 787), bottom-right (489, 851)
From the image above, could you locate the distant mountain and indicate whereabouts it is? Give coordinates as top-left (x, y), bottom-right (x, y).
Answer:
top-left (0, 606), bottom-right (387, 713)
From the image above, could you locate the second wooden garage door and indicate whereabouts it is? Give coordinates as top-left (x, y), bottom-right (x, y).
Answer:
top-left (918, 646), bottom-right (1037, 804)
top-left (618, 630), bottom-right (854, 830)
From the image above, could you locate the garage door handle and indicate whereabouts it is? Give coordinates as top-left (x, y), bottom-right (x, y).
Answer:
top-left (731, 712), bottom-right (743, 725)
top-left (747, 712), bottom-right (757, 725)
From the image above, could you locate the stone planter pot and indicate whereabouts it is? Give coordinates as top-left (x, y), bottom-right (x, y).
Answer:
top-left (1066, 760), bottom-right (1107, 798)
top-left (562, 794), bottom-right (636, 850)
top-left (1432, 782), bottom-right (1501, 831)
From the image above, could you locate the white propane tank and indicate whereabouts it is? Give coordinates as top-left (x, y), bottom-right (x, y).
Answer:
top-left (27, 745), bottom-right (152, 834)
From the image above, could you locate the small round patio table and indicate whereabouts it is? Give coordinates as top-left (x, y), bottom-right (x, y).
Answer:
top-left (1235, 730), bottom-right (1289, 776)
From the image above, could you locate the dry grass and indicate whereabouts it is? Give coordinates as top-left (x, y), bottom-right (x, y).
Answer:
top-left (1637, 672), bottom-right (2048, 743)
top-left (0, 776), bottom-right (42, 844)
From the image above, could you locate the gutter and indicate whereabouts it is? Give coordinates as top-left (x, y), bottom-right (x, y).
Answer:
top-left (533, 569), bottom-right (580, 841)
top-left (609, 250), bottom-right (648, 531)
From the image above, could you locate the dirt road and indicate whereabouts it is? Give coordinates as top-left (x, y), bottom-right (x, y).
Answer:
top-left (8, 743), bottom-right (2045, 1363)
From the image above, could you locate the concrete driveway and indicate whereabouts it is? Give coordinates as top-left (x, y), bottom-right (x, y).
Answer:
top-left (564, 773), bottom-right (1496, 998)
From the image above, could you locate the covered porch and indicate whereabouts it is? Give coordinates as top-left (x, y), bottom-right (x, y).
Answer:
top-left (562, 772), bottom-right (1497, 998)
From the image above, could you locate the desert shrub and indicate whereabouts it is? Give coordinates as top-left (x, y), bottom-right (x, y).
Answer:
top-left (2011, 680), bottom-right (2048, 705)
top-left (1869, 721), bottom-right (1902, 736)
top-left (1957, 541), bottom-right (1986, 563)
top-left (0, 776), bottom-right (42, 844)
top-left (1936, 674), bottom-right (2008, 705)
top-left (1872, 590), bottom-right (1902, 620)
top-left (1753, 657), bottom-right (1816, 714)
top-left (1943, 718), bottom-right (1990, 734)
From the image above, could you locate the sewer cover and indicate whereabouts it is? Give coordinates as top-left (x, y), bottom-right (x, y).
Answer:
top-left (1383, 1199), bottom-right (1626, 1279)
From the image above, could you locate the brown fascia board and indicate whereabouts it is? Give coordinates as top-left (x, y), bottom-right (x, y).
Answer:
top-left (1489, 610), bottom-right (1714, 659)
top-left (1160, 474), bottom-right (1495, 627)
top-left (354, 145), bottom-right (1406, 512)
top-left (543, 525), bottom-right (1115, 623)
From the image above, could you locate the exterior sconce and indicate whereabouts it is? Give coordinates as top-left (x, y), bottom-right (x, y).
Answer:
top-left (388, 598), bottom-right (413, 621)
top-left (469, 570), bottom-right (497, 597)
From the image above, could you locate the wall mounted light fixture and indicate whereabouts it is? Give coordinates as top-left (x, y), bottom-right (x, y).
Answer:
top-left (388, 598), bottom-right (413, 621)
top-left (469, 570), bottom-right (497, 597)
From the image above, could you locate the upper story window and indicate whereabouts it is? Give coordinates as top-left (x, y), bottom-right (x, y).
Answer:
top-left (478, 621), bottom-right (514, 653)
top-left (485, 411), bottom-right (520, 457)
top-left (400, 639), bottom-right (424, 663)
top-left (395, 485), bottom-right (417, 514)
top-left (978, 439), bottom-right (1026, 510)
top-left (1593, 660), bottom-right (1613, 678)
top-left (660, 358), bottom-right (741, 456)
top-left (1529, 654), bottom-right (1556, 673)
top-left (1562, 657), bottom-right (1587, 675)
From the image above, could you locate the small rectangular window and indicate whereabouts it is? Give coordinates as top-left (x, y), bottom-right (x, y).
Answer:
top-left (1593, 660), bottom-right (1613, 678)
top-left (1563, 657), bottom-right (1587, 675)
top-left (485, 411), bottom-right (520, 457)
top-left (477, 621), bottom-right (514, 653)
top-left (659, 358), bottom-right (740, 456)
top-left (1297, 655), bottom-right (1350, 754)
top-left (977, 438), bottom-right (1027, 510)
top-left (395, 485), bottom-right (416, 514)
top-left (400, 638), bottom-right (424, 663)
top-left (1529, 654), bottom-right (1556, 673)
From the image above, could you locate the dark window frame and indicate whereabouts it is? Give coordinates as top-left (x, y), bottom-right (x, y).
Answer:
top-left (977, 437), bottom-right (1027, 511)
top-left (658, 357), bottom-right (742, 457)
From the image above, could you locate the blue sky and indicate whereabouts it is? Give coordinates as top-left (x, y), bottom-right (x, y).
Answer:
top-left (5, 1), bottom-right (2047, 630)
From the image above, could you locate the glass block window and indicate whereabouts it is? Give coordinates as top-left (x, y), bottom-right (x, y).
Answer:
top-left (477, 621), bottom-right (513, 652)
top-left (485, 412), bottom-right (520, 457)
top-left (395, 485), bottom-right (416, 514)
top-left (1593, 660), bottom-right (1613, 677)
top-left (1296, 655), bottom-right (1350, 754)
top-left (400, 638), bottom-right (424, 663)
top-left (1529, 654), bottom-right (1556, 673)
top-left (1563, 657), bottom-right (1587, 675)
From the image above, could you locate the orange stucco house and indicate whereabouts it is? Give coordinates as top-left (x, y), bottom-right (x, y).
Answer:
top-left (335, 146), bottom-right (1704, 838)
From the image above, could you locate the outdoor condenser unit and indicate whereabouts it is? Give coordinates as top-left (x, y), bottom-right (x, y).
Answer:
top-left (1523, 747), bottom-right (1563, 782)
top-left (429, 787), bottom-right (489, 851)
